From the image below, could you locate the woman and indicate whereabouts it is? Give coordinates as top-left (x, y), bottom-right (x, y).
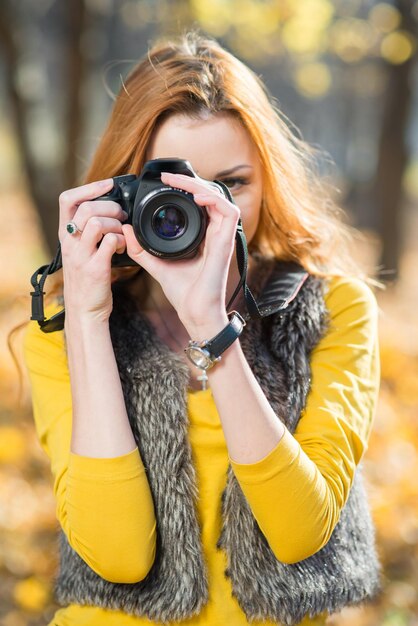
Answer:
top-left (24, 31), bottom-right (382, 626)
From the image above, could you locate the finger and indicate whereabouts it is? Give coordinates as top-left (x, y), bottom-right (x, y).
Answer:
top-left (196, 197), bottom-right (239, 270)
top-left (94, 232), bottom-right (126, 266)
top-left (160, 171), bottom-right (223, 197)
top-left (79, 217), bottom-right (125, 256)
top-left (194, 193), bottom-right (240, 236)
top-left (58, 178), bottom-right (114, 239)
top-left (70, 200), bottom-right (127, 233)
top-left (121, 224), bottom-right (165, 278)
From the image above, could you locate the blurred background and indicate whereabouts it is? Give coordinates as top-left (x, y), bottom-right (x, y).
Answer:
top-left (1, 1), bottom-right (418, 625)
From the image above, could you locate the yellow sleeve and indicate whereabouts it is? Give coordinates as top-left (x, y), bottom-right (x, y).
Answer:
top-left (23, 303), bottom-right (157, 583)
top-left (230, 276), bottom-right (380, 564)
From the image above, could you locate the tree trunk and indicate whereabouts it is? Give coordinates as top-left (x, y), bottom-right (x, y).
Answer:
top-left (0, 0), bottom-right (90, 256)
top-left (63, 0), bottom-right (90, 190)
top-left (374, 1), bottom-right (416, 282)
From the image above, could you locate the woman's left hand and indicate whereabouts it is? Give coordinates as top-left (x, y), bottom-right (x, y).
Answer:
top-left (122, 171), bottom-right (240, 336)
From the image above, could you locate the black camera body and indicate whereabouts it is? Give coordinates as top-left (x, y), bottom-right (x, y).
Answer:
top-left (95, 158), bottom-right (225, 265)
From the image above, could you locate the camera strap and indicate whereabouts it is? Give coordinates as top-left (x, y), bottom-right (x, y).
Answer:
top-left (213, 180), bottom-right (260, 318)
top-left (215, 181), bottom-right (309, 320)
top-left (30, 183), bottom-right (308, 332)
top-left (30, 244), bottom-right (65, 333)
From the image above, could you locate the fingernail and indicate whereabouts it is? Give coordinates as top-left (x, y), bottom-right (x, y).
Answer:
top-left (100, 178), bottom-right (113, 186)
top-left (122, 210), bottom-right (129, 220)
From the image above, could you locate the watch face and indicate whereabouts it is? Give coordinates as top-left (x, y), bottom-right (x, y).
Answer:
top-left (186, 346), bottom-right (212, 369)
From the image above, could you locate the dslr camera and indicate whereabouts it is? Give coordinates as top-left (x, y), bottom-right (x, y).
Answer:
top-left (94, 158), bottom-right (226, 265)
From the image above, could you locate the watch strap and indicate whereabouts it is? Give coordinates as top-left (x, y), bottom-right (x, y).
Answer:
top-left (204, 311), bottom-right (245, 359)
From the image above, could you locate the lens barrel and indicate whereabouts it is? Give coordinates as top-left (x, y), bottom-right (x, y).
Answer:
top-left (132, 187), bottom-right (207, 258)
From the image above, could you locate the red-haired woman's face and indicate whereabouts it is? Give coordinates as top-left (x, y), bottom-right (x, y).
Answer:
top-left (146, 113), bottom-right (263, 245)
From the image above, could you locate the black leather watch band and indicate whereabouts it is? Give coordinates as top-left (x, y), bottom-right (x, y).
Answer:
top-left (203, 311), bottom-right (245, 359)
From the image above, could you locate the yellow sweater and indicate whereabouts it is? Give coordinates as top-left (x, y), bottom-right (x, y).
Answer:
top-left (23, 276), bottom-right (380, 626)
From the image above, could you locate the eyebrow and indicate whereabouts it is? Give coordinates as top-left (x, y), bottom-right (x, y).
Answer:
top-left (214, 164), bottom-right (253, 177)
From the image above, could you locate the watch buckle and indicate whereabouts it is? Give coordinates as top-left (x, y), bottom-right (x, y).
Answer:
top-left (227, 310), bottom-right (246, 327)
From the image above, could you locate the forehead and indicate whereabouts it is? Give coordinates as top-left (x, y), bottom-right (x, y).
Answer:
top-left (146, 113), bottom-right (256, 176)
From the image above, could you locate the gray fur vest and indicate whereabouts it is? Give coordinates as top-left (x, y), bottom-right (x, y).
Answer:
top-left (55, 258), bottom-right (382, 625)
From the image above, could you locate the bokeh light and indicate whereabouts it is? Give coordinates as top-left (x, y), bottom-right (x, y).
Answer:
top-left (381, 30), bottom-right (415, 65)
top-left (293, 61), bottom-right (332, 97)
top-left (369, 3), bottom-right (401, 33)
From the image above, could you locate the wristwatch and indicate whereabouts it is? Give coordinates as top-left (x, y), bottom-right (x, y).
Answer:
top-left (184, 311), bottom-right (246, 370)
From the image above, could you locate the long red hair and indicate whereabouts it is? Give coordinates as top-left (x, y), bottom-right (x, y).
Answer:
top-left (83, 30), bottom-right (378, 283)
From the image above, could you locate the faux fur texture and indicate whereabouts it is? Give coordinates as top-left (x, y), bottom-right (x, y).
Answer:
top-left (54, 258), bottom-right (382, 624)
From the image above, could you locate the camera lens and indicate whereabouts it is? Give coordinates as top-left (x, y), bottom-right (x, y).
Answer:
top-left (152, 205), bottom-right (187, 239)
top-left (132, 187), bottom-right (208, 258)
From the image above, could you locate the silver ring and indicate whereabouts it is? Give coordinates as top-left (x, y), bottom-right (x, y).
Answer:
top-left (66, 221), bottom-right (83, 236)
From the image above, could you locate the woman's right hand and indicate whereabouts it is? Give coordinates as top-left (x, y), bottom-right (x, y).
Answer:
top-left (58, 178), bottom-right (128, 323)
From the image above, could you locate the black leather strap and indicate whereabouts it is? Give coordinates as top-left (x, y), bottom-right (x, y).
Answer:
top-left (204, 311), bottom-right (245, 359)
top-left (214, 180), bottom-right (261, 318)
top-left (30, 245), bottom-right (64, 333)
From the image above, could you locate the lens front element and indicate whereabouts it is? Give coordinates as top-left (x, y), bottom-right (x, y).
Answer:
top-left (152, 205), bottom-right (187, 239)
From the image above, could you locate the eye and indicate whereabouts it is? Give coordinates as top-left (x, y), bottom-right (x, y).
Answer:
top-left (219, 177), bottom-right (249, 191)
